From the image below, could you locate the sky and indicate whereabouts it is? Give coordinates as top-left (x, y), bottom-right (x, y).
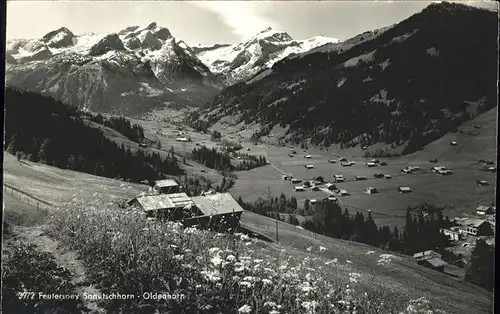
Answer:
top-left (6, 1), bottom-right (498, 45)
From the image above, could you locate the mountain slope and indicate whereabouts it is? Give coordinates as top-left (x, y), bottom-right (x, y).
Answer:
top-left (195, 27), bottom-right (339, 85)
top-left (5, 23), bottom-right (222, 115)
top-left (194, 2), bottom-right (497, 154)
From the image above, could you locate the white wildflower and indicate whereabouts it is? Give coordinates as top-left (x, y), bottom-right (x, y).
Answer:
top-left (319, 246), bottom-right (327, 252)
top-left (239, 281), bottom-right (252, 288)
top-left (238, 304), bottom-right (252, 313)
top-left (226, 255), bottom-right (236, 261)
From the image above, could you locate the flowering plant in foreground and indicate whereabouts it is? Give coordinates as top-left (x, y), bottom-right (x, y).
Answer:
top-left (47, 198), bottom-right (446, 313)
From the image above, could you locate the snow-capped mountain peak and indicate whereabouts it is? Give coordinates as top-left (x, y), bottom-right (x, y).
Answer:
top-left (195, 29), bottom-right (339, 84)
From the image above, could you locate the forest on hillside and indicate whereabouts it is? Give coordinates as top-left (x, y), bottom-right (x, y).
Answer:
top-left (4, 87), bottom-right (182, 183)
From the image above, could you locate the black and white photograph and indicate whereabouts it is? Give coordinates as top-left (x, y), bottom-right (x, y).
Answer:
top-left (1, 0), bottom-right (498, 313)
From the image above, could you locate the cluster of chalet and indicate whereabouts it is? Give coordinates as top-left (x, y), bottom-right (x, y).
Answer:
top-left (413, 250), bottom-right (448, 272)
top-left (127, 179), bottom-right (244, 230)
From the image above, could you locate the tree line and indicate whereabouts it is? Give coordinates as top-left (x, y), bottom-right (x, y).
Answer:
top-left (83, 113), bottom-right (145, 143)
top-left (4, 87), bottom-right (182, 183)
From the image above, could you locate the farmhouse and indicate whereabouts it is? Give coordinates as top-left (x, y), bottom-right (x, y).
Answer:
top-left (311, 186), bottom-right (320, 191)
top-left (341, 161), bottom-right (354, 167)
top-left (476, 205), bottom-right (495, 215)
top-left (139, 143), bottom-right (147, 148)
top-left (366, 162), bottom-right (377, 167)
top-left (459, 219), bottom-right (494, 236)
top-left (304, 164), bottom-right (315, 169)
top-left (355, 176), bottom-right (367, 181)
top-left (431, 166), bottom-right (446, 172)
top-left (366, 187), bottom-right (378, 194)
top-left (401, 168), bottom-right (411, 174)
top-left (413, 250), bottom-right (442, 262)
top-left (187, 193), bottom-right (244, 229)
top-left (303, 181), bottom-right (312, 188)
top-left (371, 159), bottom-right (380, 163)
top-left (282, 174), bottom-right (290, 180)
top-left (339, 157), bottom-right (347, 162)
top-left (374, 172), bottom-right (384, 178)
top-left (339, 189), bottom-right (349, 196)
top-left (328, 159), bottom-right (337, 163)
top-left (398, 186), bottom-right (412, 193)
top-left (476, 180), bottom-right (489, 186)
top-left (309, 199), bottom-right (317, 205)
top-left (291, 178), bottom-right (302, 184)
top-left (176, 137), bottom-right (189, 142)
top-left (305, 155), bottom-right (312, 159)
top-left (384, 174), bottom-right (392, 179)
top-left (153, 179), bottom-right (180, 194)
top-left (440, 228), bottom-right (461, 241)
top-left (130, 193), bottom-right (197, 220)
top-left (294, 186), bottom-right (305, 192)
top-left (450, 141), bottom-right (457, 146)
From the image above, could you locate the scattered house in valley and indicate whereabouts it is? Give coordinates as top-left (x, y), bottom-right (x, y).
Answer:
top-left (282, 174), bottom-right (290, 180)
top-left (304, 155), bottom-right (312, 159)
top-left (487, 166), bottom-right (497, 172)
top-left (153, 179), bottom-right (180, 194)
top-left (374, 172), bottom-right (384, 178)
top-left (476, 205), bottom-right (495, 216)
top-left (450, 141), bottom-right (457, 146)
top-left (429, 158), bottom-right (438, 163)
top-left (401, 168), bottom-right (411, 174)
top-left (413, 250), bottom-right (447, 272)
top-left (139, 143), bottom-right (147, 148)
top-left (408, 166), bottom-right (420, 172)
top-left (328, 159), bottom-right (337, 163)
top-left (313, 176), bottom-right (325, 183)
top-left (339, 157), bottom-right (348, 162)
top-left (371, 159), bottom-right (380, 164)
top-left (303, 181), bottom-right (312, 188)
top-left (309, 199), bottom-right (317, 205)
top-left (304, 164), bottom-right (315, 169)
top-left (366, 162), bottom-right (377, 167)
top-left (355, 176), bottom-right (367, 181)
top-left (176, 137), bottom-right (189, 142)
top-left (288, 153), bottom-right (294, 157)
top-left (188, 193), bottom-right (244, 229)
top-left (294, 186), bottom-right (305, 192)
top-left (311, 186), bottom-right (320, 191)
top-left (431, 166), bottom-right (447, 172)
top-left (476, 180), bottom-right (489, 186)
top-left (366, 187), bottom-right (378, 194)
top-left (327, 195), bottom-right (337, 201)
top-left (440, 228), bottom-right (461, 241)
top-left (384, 174), bottom-right (392, 179)
top-left (325, 182), bottom-right (336, 190)
top-left (339, 189), bottom-right (349, 196)
top-left (341, 161), bottom-right (354, 167)
top-left (398, 186), bottom-right (412, 194)
top-left (291, 178), bottom-right (302, 184)
top-left (334, 175), bottom-right (345, 182)
top-left (437, 169), bottom-right (453, 175)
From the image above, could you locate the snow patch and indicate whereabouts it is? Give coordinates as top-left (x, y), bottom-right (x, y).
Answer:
top-left (389, 29), bottom-right (418, 44)
top-left (343, 50), bottom-right (376, 68)
top-left (426, 47), bottom-right (439, 57)
top-left (285, 79), bottom-right (307, 90)
top-left (370, 89), bottom-right (394, 105)
top-left (337, 78), bottom-right (347, 87)
top-left (362, 77), bottom-right (373, 83)
top-left (379, 59), bottom-right (390, 71)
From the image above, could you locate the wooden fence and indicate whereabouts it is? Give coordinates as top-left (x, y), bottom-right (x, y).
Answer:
top-left (3, 184), bottom-right (54, 211)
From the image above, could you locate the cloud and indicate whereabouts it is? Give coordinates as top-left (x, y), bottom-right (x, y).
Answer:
top-left (194, 1), bottom-right (280, 40)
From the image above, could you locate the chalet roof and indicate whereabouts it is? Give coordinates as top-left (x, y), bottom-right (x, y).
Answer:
top-left (154, 179), bottom-right (179, 188)
top-left (413, 250), bottom-right (441, 259)
top-left (424, 258), bottom-right (447, 268)
top-left (465, 219), bottom-right (489, 228)
top-left (135, 193), bottom-right (194, 211)
top-left (399, 186), bottom-right (411, 191)
top-left (191, 193), bottom-right (244, 216)
top-left (477, 205), bottom-right (494, 211)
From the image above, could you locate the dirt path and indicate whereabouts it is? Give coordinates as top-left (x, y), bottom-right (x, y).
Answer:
top-left (12, 225), bottom-right (107, 314)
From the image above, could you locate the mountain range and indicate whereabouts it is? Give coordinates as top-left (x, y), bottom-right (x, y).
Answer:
top-left (5, 23), bottom-right (337, 115)
top-left (192, 2), bottom-right (498, 155)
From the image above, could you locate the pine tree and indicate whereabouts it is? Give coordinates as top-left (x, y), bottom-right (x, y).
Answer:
top-left (6, 134), bottom-right (18, 154)
top-left (465, 239), bottom-right (494, 291)
top-left (38, 138), bottom-right (52, 164)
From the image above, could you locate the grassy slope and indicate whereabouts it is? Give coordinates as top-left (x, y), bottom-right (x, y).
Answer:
top-left (2, 153), bottom-right (493, 314)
